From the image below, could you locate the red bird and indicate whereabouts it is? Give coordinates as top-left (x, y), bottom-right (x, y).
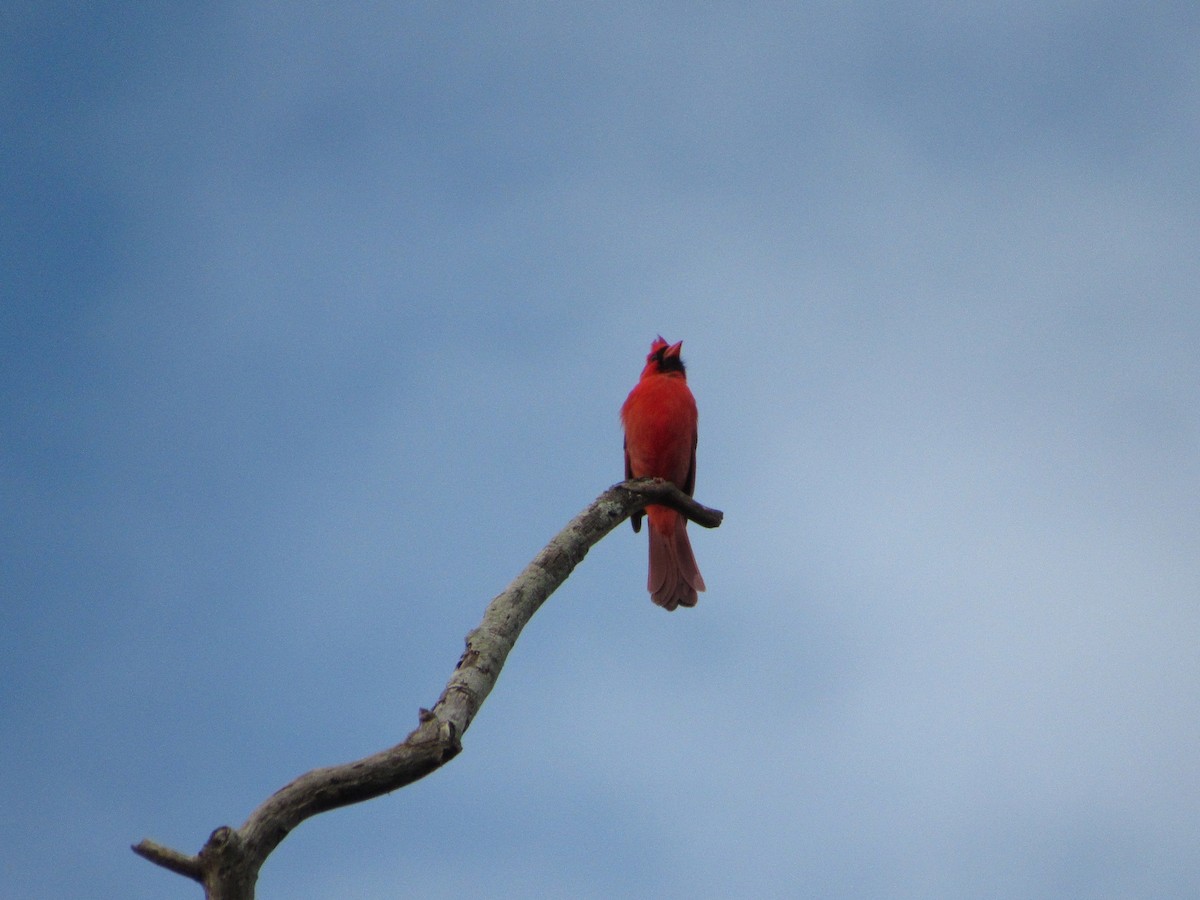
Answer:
top-left (621, 337), bottom-right (706, 610)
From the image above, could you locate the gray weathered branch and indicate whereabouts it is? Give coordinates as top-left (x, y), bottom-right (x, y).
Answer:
top-left (132, 478), bottom-right (722, 898)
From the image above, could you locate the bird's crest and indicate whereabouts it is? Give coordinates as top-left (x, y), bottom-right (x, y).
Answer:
top-left (644, 336), bottom-right (685, 374)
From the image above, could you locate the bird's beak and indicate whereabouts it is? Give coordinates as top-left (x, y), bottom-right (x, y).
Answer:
top-left (665, 340), bottom-right (683, 358)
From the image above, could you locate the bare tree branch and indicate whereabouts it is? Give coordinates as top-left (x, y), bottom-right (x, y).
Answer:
top-left (132, 479), bottom-right (722, 898)
top-left (131, 838), bottom-right (203, 882)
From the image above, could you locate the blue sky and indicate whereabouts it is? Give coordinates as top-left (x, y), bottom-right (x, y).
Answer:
top-left (3, 4), bottom-right (1199, 898)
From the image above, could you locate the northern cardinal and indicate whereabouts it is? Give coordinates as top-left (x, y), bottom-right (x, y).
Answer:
top-left (621, 337), bottom-right (706, 610)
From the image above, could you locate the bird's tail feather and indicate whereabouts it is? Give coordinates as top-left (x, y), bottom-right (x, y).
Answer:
top-left (648, 510), bottom-right (705, 611)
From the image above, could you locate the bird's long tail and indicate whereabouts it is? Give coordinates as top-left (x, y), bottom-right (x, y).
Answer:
top-left (647, 508), bottom-right (705, 611)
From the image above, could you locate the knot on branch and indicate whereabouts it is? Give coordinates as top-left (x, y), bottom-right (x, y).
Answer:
top-left (412, 709), bottom-right (461, 762)
top-left (200, 825), bottom-right (246, 871)
top-left (437, 719), bottom-right (462, 763)
top-left (196, 825), bottom-right (259, 896)
top-left (203, 825), bottom-right (237, 852)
